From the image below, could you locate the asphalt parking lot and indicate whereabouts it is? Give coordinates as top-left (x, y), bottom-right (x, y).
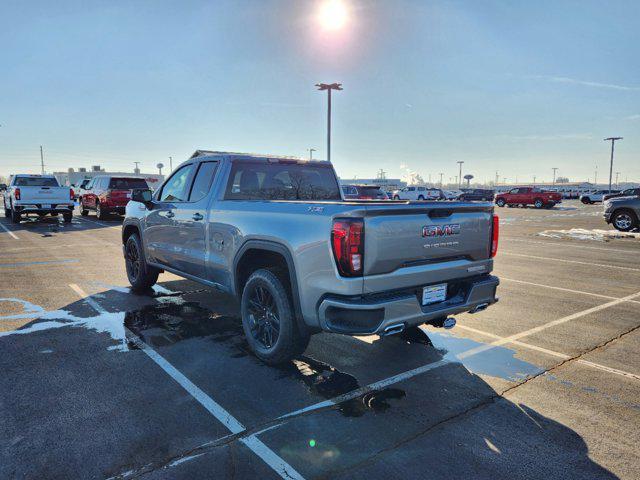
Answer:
top-left (1, 200), bottom-right (639, 479)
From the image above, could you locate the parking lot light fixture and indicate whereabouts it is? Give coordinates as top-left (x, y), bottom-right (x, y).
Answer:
top-left (316, 83), bottom-right (343, 163)
top-left (604, 137), bottom-right (623, 193)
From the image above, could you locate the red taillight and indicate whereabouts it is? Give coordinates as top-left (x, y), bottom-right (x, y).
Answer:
top-left (331, 219), bottom-right (364, 277)
top-left (14, 188), bottom-right (20, 200)
top-left (491, 214), bottom-right (499, 258)
top-left (70, 188), bottom-right (74, 200)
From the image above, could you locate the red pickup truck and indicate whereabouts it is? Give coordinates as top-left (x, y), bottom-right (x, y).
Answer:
top-left (495, 187), bottom-right (562, 209)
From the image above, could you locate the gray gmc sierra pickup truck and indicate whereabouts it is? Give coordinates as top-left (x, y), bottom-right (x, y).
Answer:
top-left (122, 151), bottom-right (500, 364)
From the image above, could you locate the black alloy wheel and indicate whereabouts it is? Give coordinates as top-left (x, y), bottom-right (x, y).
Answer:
top-left (247, 284), bottom-right (281, 349)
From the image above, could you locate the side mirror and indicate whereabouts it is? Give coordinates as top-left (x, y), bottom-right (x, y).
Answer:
top-left (131, 189), bottom-right (154, 209)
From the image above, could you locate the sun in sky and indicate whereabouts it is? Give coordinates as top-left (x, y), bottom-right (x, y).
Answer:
top-left (317, 0), bottom-right (349, 31)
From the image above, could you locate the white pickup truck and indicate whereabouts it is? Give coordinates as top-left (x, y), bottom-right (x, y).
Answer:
top-left (3, 174), bottom-right (75, 223)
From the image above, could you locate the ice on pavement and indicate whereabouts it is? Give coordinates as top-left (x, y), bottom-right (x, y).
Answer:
top-left (538, 228), bottom-right (640, 241)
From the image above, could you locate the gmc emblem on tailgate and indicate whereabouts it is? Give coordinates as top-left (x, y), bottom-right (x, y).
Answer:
top-left (422, 224), bottom-right (461, 237)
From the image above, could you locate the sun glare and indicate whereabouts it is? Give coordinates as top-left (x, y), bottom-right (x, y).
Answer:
top-left (318, 0), bottom-right (349, 31)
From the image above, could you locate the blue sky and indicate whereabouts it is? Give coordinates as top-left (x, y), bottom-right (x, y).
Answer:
top-left (1, 0), bottom-right (638, 184)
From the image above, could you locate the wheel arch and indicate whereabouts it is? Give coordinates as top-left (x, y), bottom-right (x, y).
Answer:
top-left (233, 240), bottom-right (303, 322)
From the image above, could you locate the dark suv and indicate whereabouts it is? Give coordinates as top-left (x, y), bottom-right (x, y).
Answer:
top-left (79, 176), bottom-right (149, 219)
top-left (458, 189), bottom-right (495, 201)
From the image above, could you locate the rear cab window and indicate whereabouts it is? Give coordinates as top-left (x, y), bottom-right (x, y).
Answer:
top-left (14, 177), bottom-right (59, 187)
top-left (109, 178), bottom-right (149, 190)
top-left (225, 161), bottom-right (341, 201)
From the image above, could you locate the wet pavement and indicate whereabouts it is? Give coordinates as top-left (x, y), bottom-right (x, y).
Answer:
top-left (1, 201), bottom-right (640, 479)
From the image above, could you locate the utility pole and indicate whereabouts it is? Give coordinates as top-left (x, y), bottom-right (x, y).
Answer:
top-left (133, 162), bottom-right (140, 174)
top-left (604, 137), bottom-right (623, 193)
top-left (316, 83), bottom-right (343, 163)
top-left (308, 148), bottom-right (316, 160)
top-left (594, 166), bottom-right (598, 186)
top-left (552, 167), bottom-right (558, 185)
top-left (169, 156), bottom-right (173, 172)
top-left (495, 171), bottom-right (499, 186)
top-left (615, 171), bottom-right (620, 188)
top-left (456, 161), bottom-right (464, 189)
top-left (40, 145), bottom-right (45, 174)
top-left (438, 172), bottom-right (443, 187)
top-left (533, 175), bottom-right (536, 185)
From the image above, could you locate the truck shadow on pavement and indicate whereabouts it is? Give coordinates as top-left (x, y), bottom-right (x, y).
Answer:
top-left (0, 282), bottom-right (620, 479)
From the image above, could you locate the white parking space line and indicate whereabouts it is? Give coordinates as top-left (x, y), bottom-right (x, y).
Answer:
top-left (502, 237), bottom-right (638, 254)
top-left (0, 222), bottom-right (19, 240)
top-left (456, 325), bottom-right (640, 381)
top-left (459, 290), bottom-right (640, 359)
top-left (501, 277), bottom-right (640, 305)
top-left (68, 283), bottom-right (305, 480)
top-left (502, 252), bottom-right (640, 272)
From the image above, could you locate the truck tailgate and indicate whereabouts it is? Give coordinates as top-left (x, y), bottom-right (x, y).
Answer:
top-left (363, 202), bottom-right (493, 276)
top-left (16, 186), bottom-right (70, 205)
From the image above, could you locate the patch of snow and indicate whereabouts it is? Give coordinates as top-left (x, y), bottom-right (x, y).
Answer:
top-left (538, 228), bottom-right (640, 242)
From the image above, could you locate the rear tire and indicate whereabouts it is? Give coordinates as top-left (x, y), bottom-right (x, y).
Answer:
top-left (241, 269), bottom-right (310, 365)
top-left (11, 207), bottom-right (21, 223)
top-left (612, 209), bottom-right (638, 232)
top-left (124, 233), bottom-right (160, 291)
top-left (63, 212), bottom-right (73, 223)
top-left (393, 195), bottom-right (400, 200)
top-left (79, 201), bottom-right (88, 216)
top-left (418, 195), bottom-right (424, 201)
top-left (96, 202), bottom-right (107, 220)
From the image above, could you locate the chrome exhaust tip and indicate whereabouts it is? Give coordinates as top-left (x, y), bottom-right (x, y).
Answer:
top-left (469, 302), bottom-right (490, 314)
top-left (381, 323), bottom-right (405, 336)
top-left (443, 317), bottom-right (456, 329)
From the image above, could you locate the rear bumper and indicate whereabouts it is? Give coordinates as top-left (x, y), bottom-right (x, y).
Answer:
top-left (14, 204), bottom-right (74, 214)
top-left (317, 274), bottom-right (499, 335)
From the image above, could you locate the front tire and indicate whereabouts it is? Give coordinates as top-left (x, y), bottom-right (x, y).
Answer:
top-left (125, 233), bottom-right (160, 291)
top-left (534, 199), bottom-right (544, 209)
top-left (63, 212), bottom-right (73, 223)
top-left (612, 210), bottom-right (638, 232)
top-left (496, 198), bottom-right (506, 207)
top-left (393, 195), bottom-right (400, 200)
top-left (241, 269), bottom-right (310, 365)
top-left (417, 195), bottom-right (424, 201)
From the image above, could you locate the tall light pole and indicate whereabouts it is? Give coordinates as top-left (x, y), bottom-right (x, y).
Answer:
top-left (308, 148), bottom-right (316, 160)
top-left (438, 172), bottom-right (443, 187)
top-left (604, 137), bottom-right (623, 193)
top-left (316, 83), bottom-right (343, 163)
top-left (615, 171), bottom-right (620, 188)
top-left (133, 161), bottom-right (140, 174)
top-left (533, 175), bottom-right (536, 185)
top-left (495, 171), bottom-right (499, 186)
top-left (40, 145), bottom-right (45, 174)
top-left (552, 167), bottom-right (558, 185)
top-left (169, 156), bottom-right (173, 172)
top-left (456, 161), bottom-right (464, 188)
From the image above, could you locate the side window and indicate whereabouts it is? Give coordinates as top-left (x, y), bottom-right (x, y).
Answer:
top-left (189, 162), bottom-right (218, 202)
top-left (159, 165), bottom-right (195, 202)
top-left (510, 188), bottom-right (519, 194)
top-left (408, 187), bottom-right (415, 191)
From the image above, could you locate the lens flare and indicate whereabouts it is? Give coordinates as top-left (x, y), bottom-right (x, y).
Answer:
top-left (318, 0), bottom-right (349, 31)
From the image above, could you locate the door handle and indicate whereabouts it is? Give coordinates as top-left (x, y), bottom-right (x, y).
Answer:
top-left (192, 213), bottom-right (203, 221)
top-left (165, 211), bottom-right (175, 218)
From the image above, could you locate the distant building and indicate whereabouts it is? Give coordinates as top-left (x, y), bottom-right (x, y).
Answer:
top-left (494, 181), bottom-right (594, 193)
top-left (53, 166), bottom-right (165, 189)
